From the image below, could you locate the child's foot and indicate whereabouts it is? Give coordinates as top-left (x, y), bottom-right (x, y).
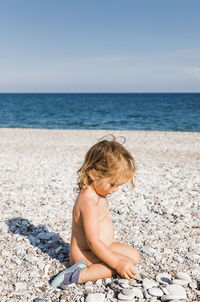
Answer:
top-left (51, 261), bottom-right (87, 289)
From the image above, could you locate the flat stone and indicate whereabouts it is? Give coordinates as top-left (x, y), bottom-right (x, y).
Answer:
top-left (150, 298), bottom-right (159, 302)
top-left (122, 289), bottom-right (135, 296)
top-left (156, 273), bottom-right (171, 285)
top-left (33, 299), bottom-right (48, 302)
top-left (165, 284), bottom-right (186, 299)
top-left (118, 293), bottom-right (134, 300)
top-left (85, 293), bottom-right (105, 302)
top-left (37, 232), bottom-right (52, 240)
top-left (143, 278), bottom-right (158, 289)
top-left (160, 286), bottom-right (169, 295)
top-left (175, 272), bottom-right (192, 283)
top-left (132, 287), bottom-right (143, 298)
top-left (161, 295), bottom-right (186, 301)
top-left (118, 279), bottom-right (129, 284)
top-left (143, 288), bottom-right (150, 299)
top-left (120, 283), bottom-right (130, 288)
top-left (172, 279), bottom-right (189, 286)
top-left (148, 287), bottom-right (164, 297)
top-left (122, 287), bottom-right (143, 298)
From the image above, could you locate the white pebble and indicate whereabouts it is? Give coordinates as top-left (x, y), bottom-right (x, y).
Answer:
top-left (143, 278), bottom-right (158, 289)
top-left (175, 272), bottom-right (192, 283)
top-left (122, 287), bottom-right (143, 298)
top-left (148, 287), bottom-right (164, 297)
top-left (85, 293), bottom-right (105, 302)
top-left (95, 279), bottom-right (103, 287)
top-left (161, 295), bottom-right (185, 301)
top-left (189, 281), bottom-right (197, 289)
top-left (165, 284), bottom-right (187, 299)
top-left (172, 278), bottom-right (189, 286)
top-left (117, 293), bottom-right (133, 300)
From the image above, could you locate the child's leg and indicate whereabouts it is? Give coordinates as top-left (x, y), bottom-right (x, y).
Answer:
top-left (110, 242), bottom-right (140, 266)
top-left (78, 262), bottom-right (115, 283)
top-left (77, 242), bottom-right (140, 283)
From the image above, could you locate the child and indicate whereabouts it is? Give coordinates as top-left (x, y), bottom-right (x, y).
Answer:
top-left (52, 135), bottom-right (140, 288)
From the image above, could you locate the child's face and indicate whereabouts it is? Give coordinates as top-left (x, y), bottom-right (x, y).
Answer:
top-left (92, 178), bottom-right (118, 197)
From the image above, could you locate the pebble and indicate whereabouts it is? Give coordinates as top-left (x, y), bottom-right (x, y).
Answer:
top-left (105, 278), bottom-right (112, 285)
top-left (118, 279), bottom-right (129, 284)
top-left (33, 299), bottom-right (48, 302)
top-left (143, 278), bottom-right (158, 289)
top-left (189, 281), bottom-right (197, 289)
top-left (84, 281), bottom-right (94, 290)
top-left (148, 287), bottom-right (164, 297)
top-left (150, 298), bottom-right (159, 302)
top-left (143, 288), bottom-right (151, 299)
top-left (161, 295), bottom-right (185, 301)
top-left (172, 279), bottom-right (189, 286)
top-left (85, 293), bottom-right (105, 302)
top-left (165, 284), bottom-right (187, 299)
top-left (160, 286), bottom-right (169, 295)
top-left (122, 287), bottom-right (143, 298)
top-left (175, 272), bottom-right (192, 283)
top-left (95, 279), bottom-right (103, 287)
top-left (37, 232), bottom-right (52, 240)
top-left (118, 279), bottom-right (130, 288)
top-left (156, 273), bottom-right (171, 285)
top-left (118, 293), bottom-right (134, 300)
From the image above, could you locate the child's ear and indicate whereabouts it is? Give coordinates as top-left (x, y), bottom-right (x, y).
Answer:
top-left (88, 169), bottom-right (96, 181)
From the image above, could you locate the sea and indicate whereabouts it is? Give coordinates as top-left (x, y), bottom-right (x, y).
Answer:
top-left (0, 93), bottom-right (199, 131)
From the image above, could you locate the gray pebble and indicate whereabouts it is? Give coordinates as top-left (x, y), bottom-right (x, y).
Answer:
top-left (156, 273), bottom-right (171, 285)
top-left (37, 232), bottom-right (52, 240)
top-left (143, 278), bottom-right (158, 289)
top-left (122, 287), bottom-right (143, 298)
top-left (148, 287), bottom-right (164, 297)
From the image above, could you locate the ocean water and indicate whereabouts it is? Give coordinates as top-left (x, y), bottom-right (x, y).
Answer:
top-left (0, 93), bottom-right (199, 131)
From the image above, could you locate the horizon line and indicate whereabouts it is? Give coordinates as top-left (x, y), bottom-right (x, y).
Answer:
top-left (0, 91), bottom-right (200, 94)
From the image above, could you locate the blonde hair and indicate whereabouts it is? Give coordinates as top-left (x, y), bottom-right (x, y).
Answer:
top-left (77, 135), bottom-right (136, 191)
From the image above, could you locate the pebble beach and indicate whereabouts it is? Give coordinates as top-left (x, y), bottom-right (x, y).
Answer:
top-left (0, 128), bottom-right (199, 302)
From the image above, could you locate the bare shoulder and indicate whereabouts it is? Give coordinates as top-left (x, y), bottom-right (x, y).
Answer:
top-left (76, 188), bottom-right (99, 213)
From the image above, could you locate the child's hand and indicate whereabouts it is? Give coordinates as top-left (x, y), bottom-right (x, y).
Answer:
top-left (116, 259), bottom-right (136, 279)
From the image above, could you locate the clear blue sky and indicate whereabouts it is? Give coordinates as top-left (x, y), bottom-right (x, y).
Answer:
top-left (0, 0), bottom-right (200, 92)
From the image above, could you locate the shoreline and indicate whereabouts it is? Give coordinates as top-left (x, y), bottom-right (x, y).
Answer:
top-left (0, 129), bottom-right (199, 301)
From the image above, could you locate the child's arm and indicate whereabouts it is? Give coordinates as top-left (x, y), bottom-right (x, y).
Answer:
top-left (80, 198), bottom-right (136, 279)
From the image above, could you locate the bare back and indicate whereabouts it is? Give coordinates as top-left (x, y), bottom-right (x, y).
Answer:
top-left (70, 188), bottom-right (114, 265)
